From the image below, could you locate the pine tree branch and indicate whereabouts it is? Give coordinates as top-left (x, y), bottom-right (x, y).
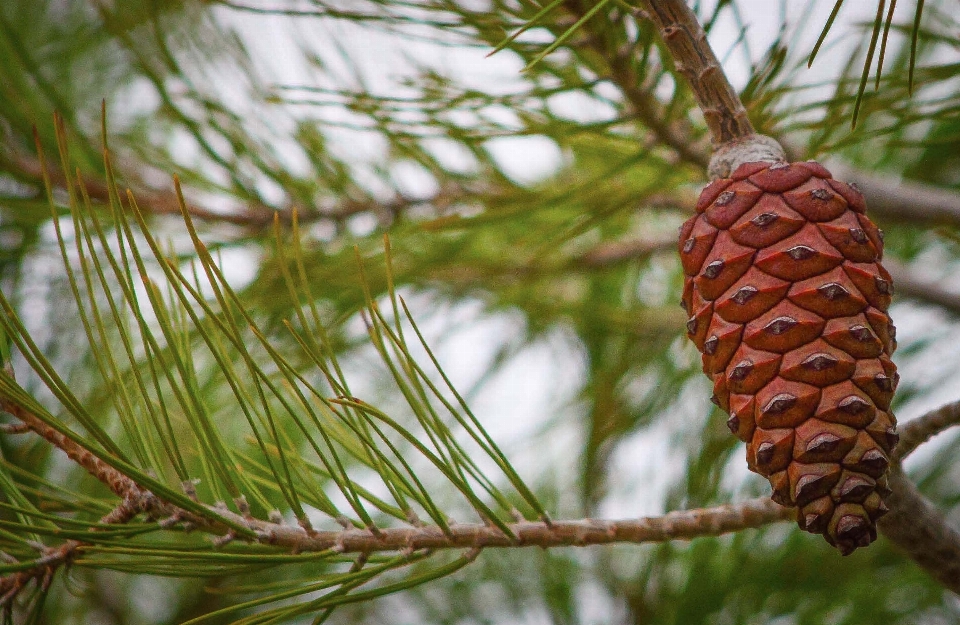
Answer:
top-left (247, 498), bottom-right (794, 551)
top-left (0, 496), bottom-right (144, 608)
top-left (11, 153), bottom-right (282, 228)
top-left (5, 385), bottom-right (960, 594)
top-left (878, 470), bottom-right (960, 593)
top-left (0, 396), bottom-right (791, 553)
top-left (0, 390), bottom-right (173, 606)
top-left (894, 399), bottom-right (960, 462)
top-left (880, 402), bottom-right (960, 594)
top-left (573, 0), bottom-right (753, 171)
top-left (1, 401), bottom-right (143, 503)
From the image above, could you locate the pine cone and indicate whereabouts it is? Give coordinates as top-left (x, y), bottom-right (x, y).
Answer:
top-left (679, 161), bottom-right (899, 554)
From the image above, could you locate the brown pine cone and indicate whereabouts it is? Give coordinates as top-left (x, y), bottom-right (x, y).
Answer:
top-left (679, 160), bottom-right (899, 555)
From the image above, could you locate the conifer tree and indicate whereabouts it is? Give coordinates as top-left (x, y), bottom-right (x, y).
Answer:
top-left (1, 1), bottom-right (959, 623)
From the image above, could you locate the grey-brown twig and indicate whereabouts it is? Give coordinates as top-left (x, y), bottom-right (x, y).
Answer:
top-left (577, 236), bottom-right (673, 268)
top-left (0, 496), bottom-right (145, 607)
top-left (894, 399), bottom-right (960, 462)
top-left (574, 231), bottom-right (960, 318)
top-left (15, 152), bottom-right (463, 231)
top-left (830, 163), bottom-right (960, 227)
top-left (884, 258), bottom-right (960, 316)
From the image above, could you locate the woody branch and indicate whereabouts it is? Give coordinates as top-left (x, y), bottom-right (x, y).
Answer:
top-left (3, 387), bottom-right (960, 596)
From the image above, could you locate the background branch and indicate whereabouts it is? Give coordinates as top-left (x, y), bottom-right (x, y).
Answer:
top-left (895, 399), bottom-right (960, 462)
top-left (13, 152), bottom-right (465, 231)
top-left (831, 164), bottom-right (960, 227)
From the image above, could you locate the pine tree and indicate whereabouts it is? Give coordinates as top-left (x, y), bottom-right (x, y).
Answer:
top-left (0, 1), bottom-right (959, 624)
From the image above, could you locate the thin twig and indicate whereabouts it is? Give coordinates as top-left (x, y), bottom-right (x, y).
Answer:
top-left (2, 401), bottom-right (147, 503)
top-left (576, 232), bottom-right (960, 318)
top-left (0, 399), bottom-right (202, 526)
top-left (576, 236), bottom-right (674, 268)
top-left (830, 163), bottom-right (960, 227)
top-left (0, 494), bottom-right (147, 606)
top-left (13, 153), bottom-right (464, 230)
top-left (894, 399), bottom-right (960, 462)
top-left (884, 258), bottom-right (960, 316)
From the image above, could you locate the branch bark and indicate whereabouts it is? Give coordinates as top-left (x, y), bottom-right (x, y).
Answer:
top-left (878, 470), bottom-right (960, 592)
top-left (249, 498), bottom-right (793, 551)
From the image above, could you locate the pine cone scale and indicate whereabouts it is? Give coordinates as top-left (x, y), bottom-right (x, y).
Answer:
top-left (680, 161), bottom-right (899, 554)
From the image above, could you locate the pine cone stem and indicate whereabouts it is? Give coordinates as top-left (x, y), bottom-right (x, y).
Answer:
top-left (638, 0), bottom-right (755, 146)
top-left (637, 1), bottom-right (787, 177)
